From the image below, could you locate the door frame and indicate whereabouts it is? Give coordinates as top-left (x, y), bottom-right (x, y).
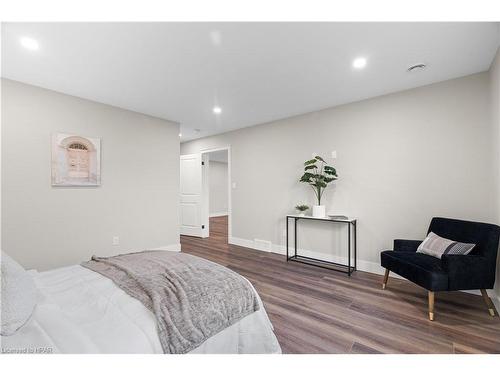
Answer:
top-left (200, 145), bottom-right (232, 240)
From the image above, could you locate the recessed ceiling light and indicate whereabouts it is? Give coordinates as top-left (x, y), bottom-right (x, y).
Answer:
top-left (179, 133), bottom-right (182, 137)
top-left (20, 37), bottom-right (39, 51)
top-left (209, 30), bottom-right (222, 46)
top-left (213, 106), bottom-right (222, 114)
top-left (352, 57), bottom-right (367, 69)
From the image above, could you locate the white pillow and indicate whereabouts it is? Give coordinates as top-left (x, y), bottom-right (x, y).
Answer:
top-left (1, 252), bottom-right (37, 336)
top-left (416, 232), bottom-right (475, 259)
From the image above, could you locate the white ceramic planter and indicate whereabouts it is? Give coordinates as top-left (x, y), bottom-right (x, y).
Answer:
top-left (312, 205), bottom-right (326, 218)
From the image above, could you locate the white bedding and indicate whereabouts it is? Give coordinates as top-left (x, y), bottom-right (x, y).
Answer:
top-left (0, 265), bottom-right (281, 354)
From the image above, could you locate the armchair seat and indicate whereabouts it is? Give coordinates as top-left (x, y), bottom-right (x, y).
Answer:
top-left (381, 250), bottom-right (448, 291)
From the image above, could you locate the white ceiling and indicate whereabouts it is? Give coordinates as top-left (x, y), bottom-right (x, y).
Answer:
top-left (2, 23), bottom-right (499, 142)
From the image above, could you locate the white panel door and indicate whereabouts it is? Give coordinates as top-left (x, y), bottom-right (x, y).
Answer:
top-left (180, 154), bottom-right (207, 237)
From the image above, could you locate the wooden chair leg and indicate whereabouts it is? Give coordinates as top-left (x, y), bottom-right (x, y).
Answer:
top-left (480, 289), bottom-right (496, 317)
top-left (428, 291), bottom-right (435, 321)
top-left (382, 269), bottom-right (389, 290)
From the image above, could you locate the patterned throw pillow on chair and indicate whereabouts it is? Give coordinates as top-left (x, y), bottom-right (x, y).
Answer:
top-left (416, 232), bottom-right (475, 259)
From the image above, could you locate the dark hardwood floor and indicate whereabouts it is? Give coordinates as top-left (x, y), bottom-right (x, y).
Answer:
top-left (181, 216), bottom-right (500, 354)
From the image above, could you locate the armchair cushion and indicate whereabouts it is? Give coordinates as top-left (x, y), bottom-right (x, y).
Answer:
top-left (381, 250), bottom-right (448, 291)
top-left (394, 239), bottom-right (422, 252)
top-left (442, 255), bottom-right (493, 290)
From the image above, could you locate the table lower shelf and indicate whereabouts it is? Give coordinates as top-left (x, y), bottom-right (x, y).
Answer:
top-left (287, 255), bottom-right (356, 275)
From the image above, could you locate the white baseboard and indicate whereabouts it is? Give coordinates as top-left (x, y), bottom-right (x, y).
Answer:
top-left (229, 236), bottom-right (388, 276)
top-left (229, 236), bottom-right (255, 249)
top-left (492, 292), bottom-right (500, 313)
top-left (228, 236), bottom-right (500, 303)
top-left (150, 243), bottom-right (181, 252)
top-left (209, 212), bottom-right (229, 218)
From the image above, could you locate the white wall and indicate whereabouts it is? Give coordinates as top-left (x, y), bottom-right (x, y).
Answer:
top-left (492, 48), bottom-right (500, 223)
top-left (490, 47), bottom-right (500, 301)
top-left (182, 73), bottom-right (496, 274)
top-left (209, 161), bottom-right (228, 216)
top-left (2, 79), bottom-right (180, 271)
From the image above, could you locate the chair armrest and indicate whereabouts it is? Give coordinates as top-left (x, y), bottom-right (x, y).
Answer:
top-left (393, 239), bottom-right (422, 252)
top-left (442, 255), bottom-right (488, 275)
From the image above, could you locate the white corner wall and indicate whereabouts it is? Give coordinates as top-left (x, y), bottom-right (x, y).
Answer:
top-left (490, 46), bottom-right (500, 306)
top-left (2, 79), bottom-right (180, 270)
top-left (181, 73), bottom-right (496, 277)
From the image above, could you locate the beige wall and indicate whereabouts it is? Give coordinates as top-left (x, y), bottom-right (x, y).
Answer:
top-left (490, 47), bottom-right (500, 299)
top-left (209, 161), bottom-right (228, 216)
top-left (182, 73), bottom-right (496, 275)
top-left (2, 79), bottom-right (180, 271)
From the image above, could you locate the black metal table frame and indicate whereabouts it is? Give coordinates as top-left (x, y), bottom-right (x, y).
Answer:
top-left (286, 215), bottom-right (357, 276)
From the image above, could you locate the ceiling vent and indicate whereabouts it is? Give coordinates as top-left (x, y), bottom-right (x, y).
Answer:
top-left (408, 63), bottom-right (427, 72)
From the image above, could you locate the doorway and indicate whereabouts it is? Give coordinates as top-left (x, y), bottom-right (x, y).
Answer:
top-left (179, 146), bottom-right (231, 242)
top-left (203, 148), bottom-right (230, 243)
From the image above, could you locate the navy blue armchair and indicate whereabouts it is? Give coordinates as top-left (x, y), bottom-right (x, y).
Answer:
top-left (380, 217), bottom-right (500, 320)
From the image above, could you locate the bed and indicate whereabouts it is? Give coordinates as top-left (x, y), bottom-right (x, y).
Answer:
top-left (0, 252), bottom-right (281, 354)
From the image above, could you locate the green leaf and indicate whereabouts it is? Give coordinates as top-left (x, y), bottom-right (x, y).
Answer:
top-left (295, 204), bottom-right (309, 211)
top-left (324, 170), bottom-right (337, 176)
top-left (314, 155), bottom-right (325, 162)
top-left (304, 159), bottom-right (317, 166)
top-left (300, 172), bottom-right (313, 183)
top-left (304, 165), bottom-right (316, 170)
top-left (324, 166), bottom-right (337, 176)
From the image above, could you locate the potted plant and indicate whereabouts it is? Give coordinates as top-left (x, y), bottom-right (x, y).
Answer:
top-left (295, 204), bottom-right (309, 216)
top-left (299, 155), bottom-right (338, 218)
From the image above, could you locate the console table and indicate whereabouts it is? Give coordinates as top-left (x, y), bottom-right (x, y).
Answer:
top-left (286, 215), bottom-right (357, 276)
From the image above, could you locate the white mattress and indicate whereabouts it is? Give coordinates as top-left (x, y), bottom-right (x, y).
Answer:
top-left (0, 265), bottom-right (281, 354)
